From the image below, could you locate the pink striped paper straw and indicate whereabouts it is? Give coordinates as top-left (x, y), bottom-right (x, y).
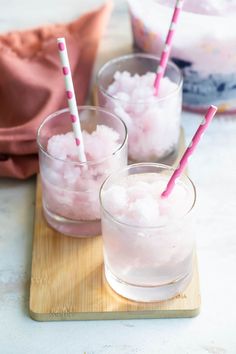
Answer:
top-left (57, 37), bottom-right (86, 162)
top-left (154, 0), bottom-right (184, 96)
top-left (161, 105), bottom-right (218, 198)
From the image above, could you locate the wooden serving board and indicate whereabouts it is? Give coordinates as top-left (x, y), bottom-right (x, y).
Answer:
top-left (30, 131), bottom-right (201, 321)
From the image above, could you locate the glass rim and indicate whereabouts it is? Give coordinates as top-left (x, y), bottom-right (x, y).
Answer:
top-left (152, 0), bottom-right (228, 19)
top-left (99, 162), bottom-right (196, 230)
top-left (37, 105), bottom-right (128, 167)
top-left (97, 53), bottom-right (183, 104)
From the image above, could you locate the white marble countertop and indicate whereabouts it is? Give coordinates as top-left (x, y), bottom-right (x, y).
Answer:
top-left (1, 1), bottom-right (236, 353)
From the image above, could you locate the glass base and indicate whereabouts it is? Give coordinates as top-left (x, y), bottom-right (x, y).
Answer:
top-left (157, 148), bottom-right (178, 167)
top-left (105, 264), bottom-right (193, 302)
top-left (128, 148), bottom-right (178, 167)
top-left (43, 204), bottom-right (101, 237)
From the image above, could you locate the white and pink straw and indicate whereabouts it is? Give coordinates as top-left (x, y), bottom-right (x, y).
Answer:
top-left (154, 0), bottom-right (184, 96)
top-left (57, 37), bottom-right (86, 162)
top-left (161, 105), bottom-right (218, 198)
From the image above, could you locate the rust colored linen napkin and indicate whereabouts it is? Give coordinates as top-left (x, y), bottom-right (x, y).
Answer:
top-left (0, 1), bottom-right (112, 179)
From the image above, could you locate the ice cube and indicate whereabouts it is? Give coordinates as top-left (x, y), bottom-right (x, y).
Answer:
top-left (126, 196), bottom-right (160, 227)
top-left (103, 185), bottom-right (128, 214)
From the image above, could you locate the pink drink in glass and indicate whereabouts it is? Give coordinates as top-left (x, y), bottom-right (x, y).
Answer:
top-left (97, 54), bottom-right (183, 164)
top-left (100, 163), bottom-right (196, 302)
top-left (37, 106), bottom-right (127, 237)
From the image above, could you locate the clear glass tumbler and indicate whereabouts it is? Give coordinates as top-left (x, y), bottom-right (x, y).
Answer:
top-left (97, 53), bottom-right (183, 165)
top-left (37, 106), bottom-right (128, 238)
top-left (100, 163), bottom-right (196, 302)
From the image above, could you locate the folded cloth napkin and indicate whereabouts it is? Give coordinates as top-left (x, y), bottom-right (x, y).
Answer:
top-left (0, 1), bottom-right (112, 179)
